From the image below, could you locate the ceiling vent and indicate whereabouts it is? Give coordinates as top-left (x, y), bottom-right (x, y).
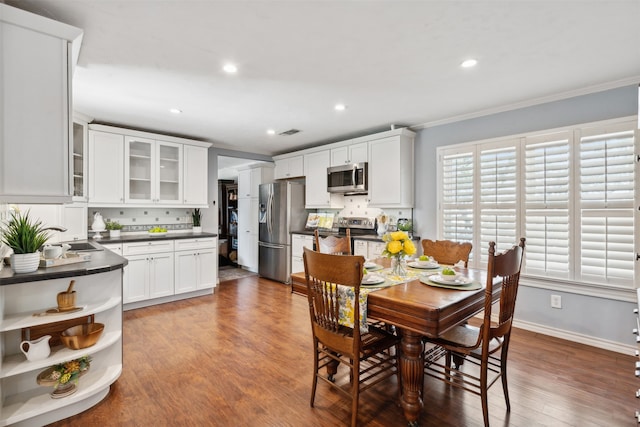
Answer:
top-left (278, 129), bottom-right (301, 136)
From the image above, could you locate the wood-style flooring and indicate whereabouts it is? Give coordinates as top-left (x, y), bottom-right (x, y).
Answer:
top-left (48, 276), bottom-right (638, 426)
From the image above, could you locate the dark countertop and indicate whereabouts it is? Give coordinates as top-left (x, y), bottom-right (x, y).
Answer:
top-left (0, 244), bottom-right (127, 286)
top-left (291, 229), bottom-right (419, 242)
top-left (92, 231), bottom-right (217, 244)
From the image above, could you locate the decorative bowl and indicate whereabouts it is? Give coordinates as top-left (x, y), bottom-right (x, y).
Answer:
top-left (438, 272), bottom-right (460, 282)
top-left (60, 323), bottom-right (104, 350)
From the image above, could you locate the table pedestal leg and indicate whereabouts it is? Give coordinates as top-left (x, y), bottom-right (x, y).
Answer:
top-left (399, 329), bottom-right (424, 425)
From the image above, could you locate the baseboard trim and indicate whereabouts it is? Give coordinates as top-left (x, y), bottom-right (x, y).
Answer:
top-left (512, 319), bottom-right (636, 356)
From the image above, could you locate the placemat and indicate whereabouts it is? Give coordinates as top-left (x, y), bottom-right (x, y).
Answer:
top-left (419, 276), bottom-right (482, 291)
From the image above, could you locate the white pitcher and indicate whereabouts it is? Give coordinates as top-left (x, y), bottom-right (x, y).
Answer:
top-left (20, 335), bottom-right (51, 362)
top-left (91, 212), bottom-right (106, 231)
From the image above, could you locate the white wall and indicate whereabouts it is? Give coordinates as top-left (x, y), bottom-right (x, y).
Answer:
top-left (413, 85), bottom-right (639, 353)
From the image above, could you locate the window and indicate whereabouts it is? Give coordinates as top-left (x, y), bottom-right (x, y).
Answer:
top-left (437, 118), bottom-right (638, 291)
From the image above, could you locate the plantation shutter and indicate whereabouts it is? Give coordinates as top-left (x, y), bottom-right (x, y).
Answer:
top-left (523, 133), bottom-right (571, 278)
top-left (478, 142), bottom-right (518, 265)
top-left (440, 150), bottom-right (474, 254)
top-left (578, 124), bottom-right (635, 287)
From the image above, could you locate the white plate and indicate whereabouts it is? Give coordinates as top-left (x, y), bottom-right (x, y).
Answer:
top-left (408, 261), bottom-right (439, 269)
top-left (428, 274), bottom-right (473, 286)
top-left (363, 261), bottom-right (378, 269)
top-left (362, 274), bottom-right (385, 285)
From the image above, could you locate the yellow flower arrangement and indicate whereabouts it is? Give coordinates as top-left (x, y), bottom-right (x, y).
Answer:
top-left (382, 231), bottom-right (416, 258)
top-left (382, 231), bottom-right (415, 278)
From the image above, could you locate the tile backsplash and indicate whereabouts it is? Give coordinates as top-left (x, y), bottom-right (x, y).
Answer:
top-left (313, 195), bottom-right (413, 227)
top-left (88, 207), bottom-right (197, 232)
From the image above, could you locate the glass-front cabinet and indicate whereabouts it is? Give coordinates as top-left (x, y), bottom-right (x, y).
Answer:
top-left (124, 137), bottom-right (182, 204)
top-left (72, 118), bottom-right (88, 200)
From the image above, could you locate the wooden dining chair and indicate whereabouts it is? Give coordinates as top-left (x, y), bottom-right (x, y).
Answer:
top-left (423, 238), bottom-right (525, 427)
top-left (421, 239), bottom-right (472, 267)
top-left (314, 228), bottom-right (351, 255)
top-left (302, 247), bottom-right (400, 427)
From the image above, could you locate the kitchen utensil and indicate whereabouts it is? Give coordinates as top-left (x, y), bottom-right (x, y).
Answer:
top-left (57, 280), bottom-right (77, 310)
top-left (42, 245), bottom-right (62, 259)
top-left (60, 323), bottom-right (104, 350)
top-left (20, 335), bottom-right (51, 362)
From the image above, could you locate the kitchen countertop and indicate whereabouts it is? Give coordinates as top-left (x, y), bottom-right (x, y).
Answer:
top-left (93, 231), bottom-right (217, 244)
top-left (291, 229), bottom-right (419, 242)
top-left (0, 243), bottom-right (127, 286)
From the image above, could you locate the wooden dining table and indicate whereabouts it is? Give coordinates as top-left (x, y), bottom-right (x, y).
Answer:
top-left (291, 259), bottom-right (498, 426)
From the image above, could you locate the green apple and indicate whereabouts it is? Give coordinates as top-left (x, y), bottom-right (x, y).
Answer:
top-left (441, 267), bottom-right (456, 276)
top-left (419, 255), bottom-right (429, 261)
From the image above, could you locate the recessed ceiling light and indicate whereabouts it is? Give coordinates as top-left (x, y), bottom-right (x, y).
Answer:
top-left (334, 104), bottom-right (347, 111)
top-left (223, 63), bottom-right (238, 74)
top-left (266, 129), bottom-right (276, 135)
top-left (169, 108), bottom-right (182, 114)
top-left (461, 59), bottom-right (478, 68)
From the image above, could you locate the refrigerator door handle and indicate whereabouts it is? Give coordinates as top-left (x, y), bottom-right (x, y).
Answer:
top-left (267, 190), bottom-right (274, 235)
top-left (259, 241), bottom-right (285, 249)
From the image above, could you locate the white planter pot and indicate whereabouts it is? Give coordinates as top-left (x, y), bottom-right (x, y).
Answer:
top-left (109, 230), bottom-right (121, 238)
top-left (10, 252), bottom-right (41, 273)
top-left (192, 226), bottom-right (202, 233)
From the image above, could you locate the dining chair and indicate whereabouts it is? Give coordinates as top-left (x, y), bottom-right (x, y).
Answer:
top-left (302, 247), bottom-right (400, 427)
top-left (423, 238), bottom-right (525, 427)
top-left (421, 239), bottom-right (472, 267)
top-left (314, 228), bottom-right (351, 255)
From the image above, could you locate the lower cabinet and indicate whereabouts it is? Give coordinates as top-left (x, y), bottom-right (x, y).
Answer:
top-left (174, 238), bottom-right (217, 294)
top-left (109, 237), bottom-right (217, 309)
top-left (124, 252), bottom-right (174, 303)
top-left (291, 233), bottom-right (314, 274)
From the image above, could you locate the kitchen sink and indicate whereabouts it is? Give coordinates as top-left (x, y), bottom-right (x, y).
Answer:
top-left (66, 242), bottom-right (103, 252)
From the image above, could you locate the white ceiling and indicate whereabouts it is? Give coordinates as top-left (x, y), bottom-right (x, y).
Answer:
top-left (7, 0), bottom-right (640, 156)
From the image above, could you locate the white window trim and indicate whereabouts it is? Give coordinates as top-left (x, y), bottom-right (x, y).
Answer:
top-left (436, 115), bottom-right (639, 302)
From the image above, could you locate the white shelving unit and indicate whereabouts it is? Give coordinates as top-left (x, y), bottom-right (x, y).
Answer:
top-left (0, 269), bottom-right (123, 426)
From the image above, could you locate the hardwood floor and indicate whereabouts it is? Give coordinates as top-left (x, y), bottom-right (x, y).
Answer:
top-left (48, 276), bottom-right (637, 426)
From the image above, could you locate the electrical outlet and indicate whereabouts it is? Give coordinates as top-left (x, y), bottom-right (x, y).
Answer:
top-left (550, 294), bottom-right (562, 309)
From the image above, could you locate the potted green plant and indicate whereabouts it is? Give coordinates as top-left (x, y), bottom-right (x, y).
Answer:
top-left (1, 211), bottom-right (51, 273)
top-left (105, 221), bottom-right (123, 238)
top-left (192, 209), bottom-right (202, 233)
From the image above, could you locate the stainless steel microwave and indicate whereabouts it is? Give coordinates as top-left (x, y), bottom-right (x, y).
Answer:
top-left (327, 162), bottom-right (368, 194)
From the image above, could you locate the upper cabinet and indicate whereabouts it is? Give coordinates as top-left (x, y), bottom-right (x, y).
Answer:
top-left (88, 124), bottom-right (211, 207)
top-left (304, 150), bottom-right (344, 209)
top-left (124, 137), bottom-right (183, 204)
top-left (183, 145), bottom-right (209, 205)
top-left (89, 130), bottom-right (125, 204)
top-left (72, 115), bottom-right (89, 200)
top-left (0, 4), bottom-right (83, 203)
top-left (367, 133), bottom-right (415, 208)
top-left (330, 142), bottom-right (368, 166)
top-left (274, 155), bottom-right (304, 180)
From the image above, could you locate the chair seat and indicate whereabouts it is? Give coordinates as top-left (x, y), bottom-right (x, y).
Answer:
top-left (431, 323), bottom-right (503, 355)
top-left (360, 326), bottom-right (400, 357)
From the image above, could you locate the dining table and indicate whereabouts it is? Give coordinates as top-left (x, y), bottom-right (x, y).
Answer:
top-left (290, 257), bottom-right (499, 426)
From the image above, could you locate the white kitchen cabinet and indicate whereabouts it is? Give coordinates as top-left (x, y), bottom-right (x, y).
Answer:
top-left (304, 150), bottom-right (344, 209)
top-left (125, 137), bottom-right (183, 205)
top-left (183, 145), bottom-right (209, 205)
top-left (60, 202), bottom-right (88, 241)
top-left (367, 133), bottom-right (415, 208)
top-left (237, 197), bottom-right (259, 271)
top-left (274, 156), bottom-right (304, 179)
top-left (330, 142), bottom-right (368, 166)
top-left (238, 166), bottom-right (273, 199)
top-left (88, 130), bottom-right (125, 204)
top-left (174, 237), bottom-right (218, 294)
top-left (88, 124), bottom-right (211, 207)
top-left (0, 5), bottom-right (82, 204)
top-left (291, 233), bottom-right (314, 274)
top-left (72, 115), bottom-right (89, 201)
top-left (123, 241), bottom-right (175, 303)
top-left (0, 269), bottom-right (122, 427)
top-left (353, 239), bottom-right (368, 257)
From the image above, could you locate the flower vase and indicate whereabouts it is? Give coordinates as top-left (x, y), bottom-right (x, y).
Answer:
top-left (391, 256), bottom-right (407, 278)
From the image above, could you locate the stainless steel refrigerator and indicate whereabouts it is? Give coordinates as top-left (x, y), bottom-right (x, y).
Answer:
top-left (258, 181), bottom-right (307, 283)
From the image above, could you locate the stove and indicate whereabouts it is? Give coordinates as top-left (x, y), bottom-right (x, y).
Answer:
top-left (336, 216), bottom-right (377, 236)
